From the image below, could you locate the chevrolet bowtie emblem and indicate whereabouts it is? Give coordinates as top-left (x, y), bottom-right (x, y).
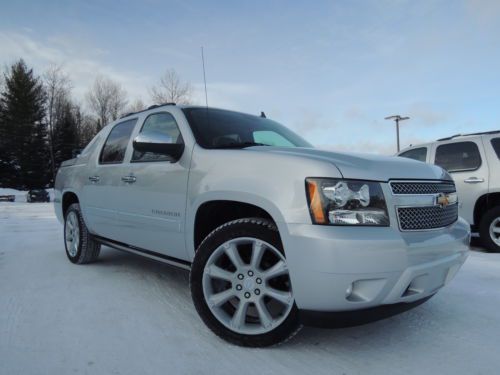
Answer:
top-left (435, 192), bottom-right (458, 208)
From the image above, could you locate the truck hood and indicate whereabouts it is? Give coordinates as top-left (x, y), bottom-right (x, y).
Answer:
top-left (251, 147), bottom-right (451, 181)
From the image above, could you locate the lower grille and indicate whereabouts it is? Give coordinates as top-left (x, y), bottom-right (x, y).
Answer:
top-left (397, 204), bottom-right (458, 231)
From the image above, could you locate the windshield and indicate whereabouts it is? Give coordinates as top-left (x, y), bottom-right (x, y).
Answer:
top-left (182, 108), bottom-right (313, 149)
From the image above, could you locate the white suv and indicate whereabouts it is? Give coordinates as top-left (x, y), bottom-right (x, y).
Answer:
top-left (398, 131), bottom-right (500, 252)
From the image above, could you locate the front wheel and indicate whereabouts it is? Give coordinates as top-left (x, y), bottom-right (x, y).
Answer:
top-left (480, 206), bottom-right (500, 253)
top-left (190, 218), bottom-right (301, 347)
top-left (64, 203), bottom-right (101, 263)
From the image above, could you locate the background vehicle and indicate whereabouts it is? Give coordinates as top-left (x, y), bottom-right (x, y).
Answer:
top-left (398, 130), bottom-right (500, 252)
top-left (54, 104), bottom-right (469, 346)
top-left (0, 194), bottom-right (15, 202)
top-left (27, 189), bottom-right (50, 203)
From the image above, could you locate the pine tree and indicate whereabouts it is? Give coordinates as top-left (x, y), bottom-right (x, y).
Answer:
top-left (0, 60), bottom-right (49, 189)
top-left (53, 100), bottom-right (78, 169)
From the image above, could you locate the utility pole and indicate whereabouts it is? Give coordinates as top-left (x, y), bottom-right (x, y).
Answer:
top-left (385, 115), bottom-right (410, 152)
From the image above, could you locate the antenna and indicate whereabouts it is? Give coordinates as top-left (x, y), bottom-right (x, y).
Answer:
top-left (201, 46), bottom-right (209, 108)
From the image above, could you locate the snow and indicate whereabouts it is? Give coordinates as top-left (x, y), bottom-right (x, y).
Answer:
top-left (1, 202), bottom-right (499, 375)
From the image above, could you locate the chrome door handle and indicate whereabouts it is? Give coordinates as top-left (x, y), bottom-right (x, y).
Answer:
top-left (464, 177), bottom-right (484, 184)
top-left (121, 175), bottom-right (137, 183)
top-left (88, 176), bottom-right (100, 183)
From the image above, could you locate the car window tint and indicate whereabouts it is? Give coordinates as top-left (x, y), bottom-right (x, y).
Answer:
top-left (435, 141), bottom-right (481, 172)
top-left (132, 112), bottom-right (183, 162)
top-left (491, 138), bottom-right (500, 159)
top-left (99, 119), bottom-right (137, 164)
top-left (399, 147), bottom-right (427, 162)
top-left (253, 130), bottom-right (295, 147)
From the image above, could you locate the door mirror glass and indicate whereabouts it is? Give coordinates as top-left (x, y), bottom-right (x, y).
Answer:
top-left (133, 131), bottom-right (184, 161)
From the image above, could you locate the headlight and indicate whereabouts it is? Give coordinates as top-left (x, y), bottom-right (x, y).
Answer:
top-left (306, 178), bottom-right (389, 226)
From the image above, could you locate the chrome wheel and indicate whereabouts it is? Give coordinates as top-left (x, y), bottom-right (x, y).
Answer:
top-left (65, 211), bottom-right (80, 257)
top-left (489, 217), bottom-right (500, 246)
top-left (202, 237), bottom-right (294, 335)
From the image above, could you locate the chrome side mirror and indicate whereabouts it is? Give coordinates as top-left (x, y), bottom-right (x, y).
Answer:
top-left (133, 131), bottom-right (184, 161)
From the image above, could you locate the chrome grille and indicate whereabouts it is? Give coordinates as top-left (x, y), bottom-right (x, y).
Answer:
top-left (397, 204), bottom-right (458, 230)
top-left (390, 181), bottom-right (456, 195)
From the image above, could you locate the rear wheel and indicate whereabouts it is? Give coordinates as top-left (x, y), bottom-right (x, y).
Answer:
top-left (479, 206), bottom-right (500, 253)
top-left (64, 203), bottom-right (101, 263)
top-left (190, 218), bottom-right (301, 347)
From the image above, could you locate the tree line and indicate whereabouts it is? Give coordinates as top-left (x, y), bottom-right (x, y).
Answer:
top-left (0, 59), bottom-right (192, 190)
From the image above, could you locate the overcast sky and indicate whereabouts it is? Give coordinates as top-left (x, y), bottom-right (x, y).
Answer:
top-left (1, 0), bottom-right (500, 154)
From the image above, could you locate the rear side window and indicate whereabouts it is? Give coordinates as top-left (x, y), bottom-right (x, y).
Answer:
top-left (435, 141), bottom-right (481, 172)
top-left (491, 138), bottom-right (500, 159)
top-left (99, 119), bottom-right (137, 164)
top-left (399, 147), bottom-right (427, 162)
top-left (132, 112), bottom-right (183, 162)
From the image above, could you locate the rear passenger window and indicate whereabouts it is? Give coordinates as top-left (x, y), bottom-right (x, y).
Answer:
top-left (399, 147), bottom-right (427, 162)
top-left (435, 141), bottom-right (481, 172)
top-left (491, 138), bottom-right (500, 159)
top-left (99, 119), bottom-right (137, 164)
top-left (132, 112), bottom-right (183, 162)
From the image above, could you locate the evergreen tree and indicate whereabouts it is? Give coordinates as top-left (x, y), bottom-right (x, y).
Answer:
top-left (53, 100), bottom-right (78, 169)
top-left (0, 60), bottom-right (49, 189)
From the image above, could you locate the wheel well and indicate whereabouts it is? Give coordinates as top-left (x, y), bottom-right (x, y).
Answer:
top-left (474, 193), bottom-right (500, 226)
top-left (62, 192), bottom-right (79, 217)
top-left (194, 200), bottom-right (275, 250)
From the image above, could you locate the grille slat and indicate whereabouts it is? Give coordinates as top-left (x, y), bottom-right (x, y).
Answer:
top-left (390, 182), bottom-right (456, 195)
top-left (391, 181), bottom-right (458, 231)
top-left (397, 204), bottom-right (458, 231)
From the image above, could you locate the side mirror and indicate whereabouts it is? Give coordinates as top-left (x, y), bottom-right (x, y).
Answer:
top-left (133, 131), bottom-right (185, 161)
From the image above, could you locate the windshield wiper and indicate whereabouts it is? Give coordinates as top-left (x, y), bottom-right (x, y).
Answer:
top-left (212, 142), bottom-right (271, 149)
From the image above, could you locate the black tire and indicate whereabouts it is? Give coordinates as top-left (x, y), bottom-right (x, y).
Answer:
top-left (479, 206), bottom-right (500, 253)
top-left (64, 203), bottom-right (101, 264)
top-left (190, 218), bottom-right (301, 347)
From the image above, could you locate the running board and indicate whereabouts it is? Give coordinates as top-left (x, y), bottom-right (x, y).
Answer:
top-left (93, 235), bottom-right (191, 271)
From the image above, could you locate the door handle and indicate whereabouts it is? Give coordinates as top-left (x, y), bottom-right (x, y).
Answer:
top-left (464, 177), bottom-right (484, 184)
top-left (121, 175), bottom-right (137, 183)
top-left (88, 175), bottom-right (100, 183)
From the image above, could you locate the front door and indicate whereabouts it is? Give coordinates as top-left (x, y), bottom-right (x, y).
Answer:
top-left (114, 111), bottom-right (190, 261)
top-left (431, 139), bottom-right (489, 224)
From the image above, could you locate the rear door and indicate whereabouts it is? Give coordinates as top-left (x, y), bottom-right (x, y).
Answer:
top-left (113, 110), bottom-right (191, 261)
top-left (82, 118), bottom-right (138, 239)
top-left (430, 139), bottom-right (489, 224)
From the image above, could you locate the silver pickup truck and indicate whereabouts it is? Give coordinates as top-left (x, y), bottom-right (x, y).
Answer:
top-left (54, 104), bottom-right (470, 347)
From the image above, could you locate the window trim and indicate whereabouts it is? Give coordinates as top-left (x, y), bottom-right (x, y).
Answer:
top-left (399, 147), bottom-right (428, 162)
top-left (98, 118), bottom-right (138, 165)
top-left (434, 141), bottom-right (482, 173)
top-left (130, 111), bottom-right (184, 164)
top-left (491, 138), bottom-right (500, 160)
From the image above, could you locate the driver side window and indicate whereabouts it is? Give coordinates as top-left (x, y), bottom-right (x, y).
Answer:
top-left (132, 112), bottom-right (183, 162)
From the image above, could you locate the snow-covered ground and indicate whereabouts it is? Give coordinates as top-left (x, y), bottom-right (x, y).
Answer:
top-left (1, 202), bottom-right (499, 375)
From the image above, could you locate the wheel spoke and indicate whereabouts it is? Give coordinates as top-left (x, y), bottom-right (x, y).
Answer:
top-left (262, 260), bottom-right (288, 281)
top-left (205, 264), bottom-right (234, 281)
top-left (231, 300), bottom-right (249, 329)
top-left (250, 241), bottom-right (266, 269)
top-left (265, 287), bottom-right (292, 306)
top-left (255, 298), bottom-right (273, 328)
top-left (492, 227), bottom-right (500, 234)
top-left (208, 288), bottom-right (236, 307)
top-left (224, 243), bottom-right (244, 269)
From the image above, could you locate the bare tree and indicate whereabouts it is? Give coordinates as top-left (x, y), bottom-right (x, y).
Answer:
top-left (125, 98), bottom-right (147, 114)
top-left (86, 75), bottom-right (128, 129)
top-left (149, 69), bottom-right (192, 105)
top-left (44, 64), bottom-right (72, 181)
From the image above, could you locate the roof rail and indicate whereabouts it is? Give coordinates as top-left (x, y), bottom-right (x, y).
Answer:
top-left (437, 130), bottom-right (500, 141)
top-left (119, 102), bottom-right (177, 119)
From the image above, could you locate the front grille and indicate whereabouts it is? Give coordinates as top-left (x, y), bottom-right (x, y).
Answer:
top-left (397, 204), bottom-right (458, 230)
top-left (390, 181), bottom-right (456, 195)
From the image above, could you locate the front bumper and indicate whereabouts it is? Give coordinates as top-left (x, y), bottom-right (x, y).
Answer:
top-left (281, 217), bottom-right (470, 313)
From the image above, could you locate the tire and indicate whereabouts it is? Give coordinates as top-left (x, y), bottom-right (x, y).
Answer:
top-left (64, 203), bottom-right (101, 264)
top-left (479, 206), bottom-right (500, 253)
top-left (190, 218), bottom-right (301, 347)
